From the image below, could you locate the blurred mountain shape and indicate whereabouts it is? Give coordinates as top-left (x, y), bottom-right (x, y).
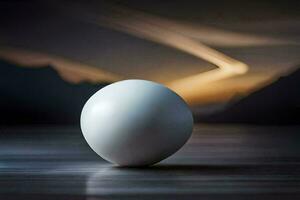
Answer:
top-left (195, 67), bottom-right (300, 125)
top-left (0, 60), bottom-right (109, 125)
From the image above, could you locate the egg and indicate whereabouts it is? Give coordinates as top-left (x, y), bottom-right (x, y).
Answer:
top-left (80, 80), bottom-right (193, 167)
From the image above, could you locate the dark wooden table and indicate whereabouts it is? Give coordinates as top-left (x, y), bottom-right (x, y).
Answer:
top-left (0, 124), bottom-right (300, 199)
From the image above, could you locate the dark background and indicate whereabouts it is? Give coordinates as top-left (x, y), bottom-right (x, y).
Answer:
top-left (0, 1), bottom-right (300, 200)
top-left (0, 0), bottom-right (299, 125)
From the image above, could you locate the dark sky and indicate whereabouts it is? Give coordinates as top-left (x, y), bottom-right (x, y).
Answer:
top-left (0, 0), bottom-right (300, 105)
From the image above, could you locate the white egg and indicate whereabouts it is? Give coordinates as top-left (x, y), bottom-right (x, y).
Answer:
top-left (80, 80), bottom-right (193, 167)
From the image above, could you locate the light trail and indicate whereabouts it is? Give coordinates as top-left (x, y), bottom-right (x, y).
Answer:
top-left (77, 6), bottom-right (249, 104)
top-left (0, 46), bottom-right (122, 83)
top-left (60, 3), bottom-right (294, 104)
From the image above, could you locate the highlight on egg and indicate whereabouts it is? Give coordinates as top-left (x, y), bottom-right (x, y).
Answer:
top-left (80, 80), bottom-right (194, 167)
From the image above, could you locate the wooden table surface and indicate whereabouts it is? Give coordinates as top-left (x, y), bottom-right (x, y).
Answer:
top-left (0, 124), bottom-right (300, 199)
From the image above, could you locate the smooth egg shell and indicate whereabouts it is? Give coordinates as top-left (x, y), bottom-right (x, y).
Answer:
top-left (80, 80), bottom-right (193, 166)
